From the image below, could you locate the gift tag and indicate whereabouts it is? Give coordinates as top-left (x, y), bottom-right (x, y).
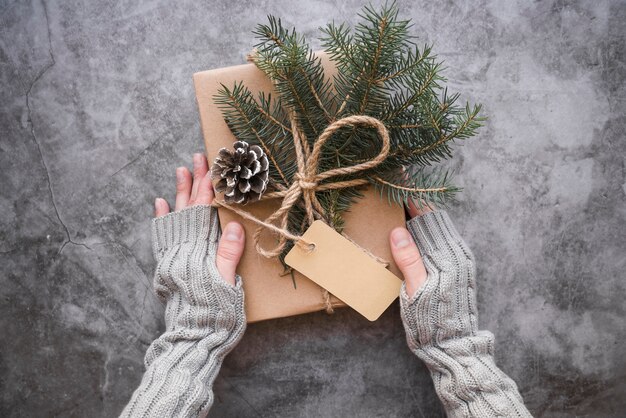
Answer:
top-left (285, 220), bottom-right (403, 321)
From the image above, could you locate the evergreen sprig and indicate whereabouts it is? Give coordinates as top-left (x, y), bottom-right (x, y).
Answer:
top-left (214, 1), bottom-right (485, 262)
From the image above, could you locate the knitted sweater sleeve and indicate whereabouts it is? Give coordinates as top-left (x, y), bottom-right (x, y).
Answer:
top-left (399, 210), bottom-right (532, 418)
top-left (120, 205), bottom-right (246, 418)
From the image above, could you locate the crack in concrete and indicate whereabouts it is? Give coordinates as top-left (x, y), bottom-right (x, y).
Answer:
top-left (60, 240), bottom-right (93, 253)
top-left (128, 287), bottom-right (151, 349)
top-left (110, 132), bottom-right (167, 178)
top-left (91, 240), bottom-right (155, 342)
top-left (101, 350), bottom-right (111, 401)
top-left (25, 0), bottom-right (91, 255)
top-left (222, 377), bottom-right (263, 417)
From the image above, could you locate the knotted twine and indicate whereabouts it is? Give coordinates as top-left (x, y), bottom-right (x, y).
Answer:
top-left (212, 114), bottom-right (391, 313)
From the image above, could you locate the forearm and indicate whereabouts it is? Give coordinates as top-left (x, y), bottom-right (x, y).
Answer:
top-left (405, 318), bottom-right (529, 417)
top-left (121, 278), bottom-right (245, 417)
top-left (121, 205), bottom-right (246, 418)
top-left (401, 210), bottom-right (531, 417)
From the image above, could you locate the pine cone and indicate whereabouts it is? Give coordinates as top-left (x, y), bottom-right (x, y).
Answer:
top-left (211, 140), bottom-right (270, 204)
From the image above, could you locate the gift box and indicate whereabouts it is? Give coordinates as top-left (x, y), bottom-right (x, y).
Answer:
top-left (193, 53), bottom-right (405, 323)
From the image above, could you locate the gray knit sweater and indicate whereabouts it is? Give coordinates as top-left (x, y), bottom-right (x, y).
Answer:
top-left (403, 210), bottom-right (532, 417)
top-left (121, 205), bottom-right (531, 417)
top-left (120, 205), bottom-right (246, 417)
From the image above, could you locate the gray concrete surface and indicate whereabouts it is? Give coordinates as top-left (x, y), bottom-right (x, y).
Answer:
top-left (1, 0), bottom-right (625, 416)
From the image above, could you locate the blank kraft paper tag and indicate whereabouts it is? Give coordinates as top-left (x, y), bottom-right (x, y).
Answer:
top-left (285, 220), bottom-right (403, 321)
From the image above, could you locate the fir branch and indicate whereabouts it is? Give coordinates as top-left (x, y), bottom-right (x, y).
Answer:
top-left (320, 22), bottom-right (360, 72)
top-left (414, 103), bottom-right (484, 156)
top-left (257, 92), bottom-right (293, 134)
top-left (388, 123), bottom-right (422, 129)
top-left (357, 9), bottom-right (387, 114)
top-left (381, 62), bottom-right (441, 123)
top-left (375, 44), bottom-right (432, 84)
top-left (371, 166), bottom-right (461, 208)
top-left (253, 16), bottom-right (334, 140)
top-left (214, 83), bottom-right (293, 186)
top-left (216, 2), bottom-right (484, 262)
top-left (370, 175), bottom-right (448, 193)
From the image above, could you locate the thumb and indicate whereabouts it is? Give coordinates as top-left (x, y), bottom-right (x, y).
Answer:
top-left (389, 227), bottom-right (428, 299)
top-left (216, 222), bottom-right (245, 286)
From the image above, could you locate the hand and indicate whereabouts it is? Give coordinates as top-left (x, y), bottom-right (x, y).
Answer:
top-left (390, 203), bottom-right (530, 417)
top-left (389, 199), bottom-right (435, 298)
top-left (153, 153), bottom-right (245, 286)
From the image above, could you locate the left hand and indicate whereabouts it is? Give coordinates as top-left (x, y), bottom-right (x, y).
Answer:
top-left (153, 153), bottom-right (246, 286)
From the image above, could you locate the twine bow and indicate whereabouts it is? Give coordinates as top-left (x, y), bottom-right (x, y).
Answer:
top-left (212, 114), bottom-right (391, 259)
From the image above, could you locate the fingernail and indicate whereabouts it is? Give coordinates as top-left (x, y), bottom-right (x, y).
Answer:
top-left (224, 223), bottom-right (243, 241)
top-left (391, 228), bottom-right (412, 248)
top-left (154, 198), bottom-right (167, 216)
top-left (193, 153), bottom-right (202, 166)
top-left (176, 167), bottom-right (185, 182)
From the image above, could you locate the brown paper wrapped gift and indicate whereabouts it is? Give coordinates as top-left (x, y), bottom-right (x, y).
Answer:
top-left (192, 53), bottom-right (405, 323)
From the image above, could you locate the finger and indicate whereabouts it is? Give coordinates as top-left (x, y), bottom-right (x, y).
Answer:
top-left (194, 172), bottom-right (215, 206)
top-left (216, 222), bottom-right (245, 286)
top-left (190, 153), bottom-right (208, 205)
top-left (407, 198), bottom-right (436, 218)
top-left (154, 198), bottom-right (170, 217)
top-left (390, 227), bottom-right (428, 298)
top-left (175, 167), bottom-right (192, 211)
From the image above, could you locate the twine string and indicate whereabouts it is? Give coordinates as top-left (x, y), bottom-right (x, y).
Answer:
top-left (221, 51), bottom-right (394, 314)
top-left (212, 114), bottom-right (391, 314)
top-left (212, 114), bottom-right (391, 258)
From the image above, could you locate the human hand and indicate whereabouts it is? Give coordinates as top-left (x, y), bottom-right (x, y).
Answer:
top-left (124, 154), bottom-right (248, 418)
top-left (390, 198), bottom-right (478, 347)
top-left (388, 199), bottom-right (435, 298)
top-left (388, 203), bottom-right (531, 417)
top-left (153, 153), bottom-right (245, 286)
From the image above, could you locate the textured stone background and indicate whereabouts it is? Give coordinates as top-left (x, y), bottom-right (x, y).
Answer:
top-left (1, 0), bottom-right (625, 416)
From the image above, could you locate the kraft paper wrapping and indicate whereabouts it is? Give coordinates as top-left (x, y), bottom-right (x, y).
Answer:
top-left (192, 53), bottom-right (404, 322)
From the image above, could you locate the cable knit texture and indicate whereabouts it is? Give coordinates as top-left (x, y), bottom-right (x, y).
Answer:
top-left (120, 205), bottom-right (246, 418)
top-left (400, 210), bottom-right (532, 417)
top-left (122, 205), bottom-right (530, 417)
